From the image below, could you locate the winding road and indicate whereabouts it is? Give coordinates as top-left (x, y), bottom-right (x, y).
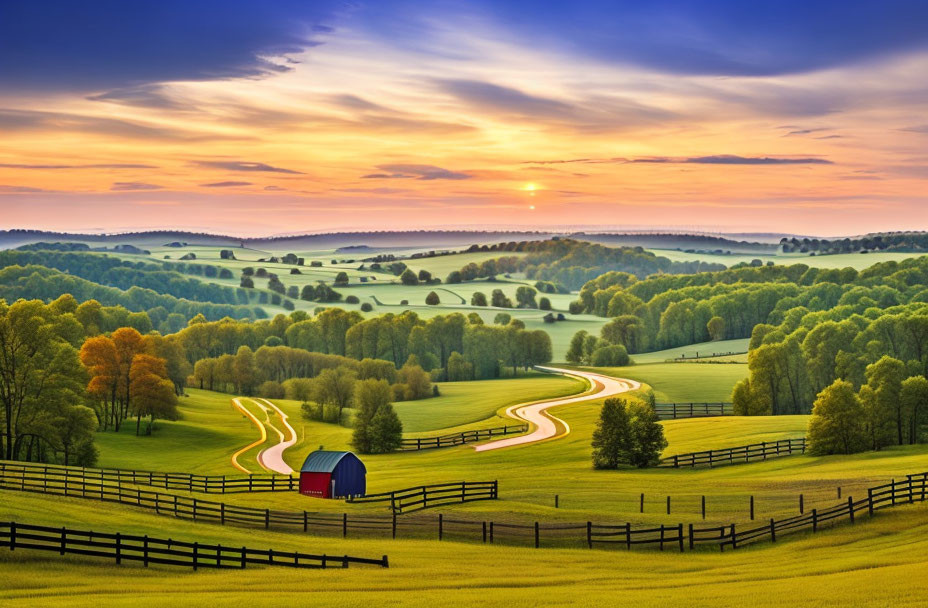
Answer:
top-left (229, 397), bottom-right (298, 475)
top-left (474, 367), bottom-right (639, 452)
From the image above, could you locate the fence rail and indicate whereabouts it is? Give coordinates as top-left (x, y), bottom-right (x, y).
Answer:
top-left (347, 481), bottom-right (498, 513)
top-left (3, 463), bottom-right (925, 553)
top-left (0, 461), bottom-right (296, 494)
top-left (0, 521), bottom-right (387, 569)
top-left (654, 402), bottom-right (733, 419)
top-left (399, 426), bottom-right (528, 451)
top-left (672, 351), bottom-right (747, 361)
top-left (660, 438), bottom-right (807, 468)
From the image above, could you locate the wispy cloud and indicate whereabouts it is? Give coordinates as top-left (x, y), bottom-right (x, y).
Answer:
top-left (111, 181), bottom-right (163, 191)
top-left (0, 185), bottom-right (55, 193)
top-left (0, 162), bottom-right (157, 170)
top-left (200, 181), bottom-right (253, 187)
top-left (0, 108), bottom-right (231, 141)
top-left (363, 164), bottom-right (471, 180)
top-left (190, 160), bottom-right (304, 174)
top-left (525, 155), bottom-right (833, 166)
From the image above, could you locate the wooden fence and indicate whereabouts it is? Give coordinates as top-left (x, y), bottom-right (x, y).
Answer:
top-left (654, 402), bottom-right (733, 419)
top-left (0, 521), bottom-right (388, 569)
top-left (660, 438), bottom-right (807, 468)
top-left (0, 461), bottom-right (295, 493)
top-left (3, 464), bottom-right (925, 552)
top-left (399, 426), bottom-right (528, 451)
top-left (347, 481), bottom-right (498, 513)
top-left (672, 351), bottom-right (747, 361)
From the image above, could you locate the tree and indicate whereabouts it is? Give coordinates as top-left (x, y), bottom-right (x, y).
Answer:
top-left (51, 405), bottom-right (98, 466)
top-left (591, 344), bottom-right (629, 367)
top-left (860, 356), bottom-right (905, 449)
top-left (707, 316), bottom-right (726, 341)
top-left (626, 401), bottom-right (667, 467)
top-left (312, 367), bottom-right (356, 423)
top-left (232, 345), bottom-right (257, 395)
top-left (493, 312), bottom-right (511, 325)
top-left (351, 378), bottom-right (400, 453)
top-left (334, 271), bottom-right (349, 286)
top-left (400, 269), bottom-right (418, 286)
top-left (900, 375), bottom-right (928, 444)
top-left (425, 291), bottom-right (440, 305)
top-left (731, 378), bottom-right (769, 415)
top-left (418, 269), bottom-right (433, 283)
top-left (539, 297), bottom-right (552, 311)
top-left (471, 292), bottom-right (487, 306)
top-left (447, 351), bottom-right (473, 381)
top-left (491, 289), bottom-right (512, 308)
top-left (397, 361), bottom-right (431, 400)
top-left (446, 271), bottom-right (463, 284)
top-left (566, 330), bottom-right (588, 364)
top-left (515, 286), bottom-right (537, 308)
top-left (283, 378), bottom-right (314, 403)
top-left (591, 398), bottom-right (631, 469)
top-left (128, 354), bottom-right (178, 435)
top-left (807, 379), bottom-right (867, 455)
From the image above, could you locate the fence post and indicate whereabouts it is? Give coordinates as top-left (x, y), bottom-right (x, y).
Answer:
top-left (489, 521), bottom-right (494, 543)
top-left (438, 514), bottom-right (443, 540)
top-left (688, 523), bottom-right (694, 550)
top-left (60, 526), bottom-right (66, 555)
top-left (730, 524), bottom-right (737, 550)
top-left (625, 522), bottom-right (631, 550)
top-left (115, 532), bottom-right (122, 565)
top-left (482, 521), bottom-right (487, 543)
top-left (534, 521), bottom-right (539, 549)
top-left (666, 496), bottom-right (670, 515)
top-left (392, 512), bottom-right (397, 539)
top-left (303, 511), bottom-right (308, 533)
top-left (265, 508), bottom-right (270, 529)
top-left (586, 521), bottom-right (592, 549)
top-left (868, 488), bottom-right (874, 517)
top-left (640, 493), bottom-right (644, 513)
top-left (701, 495), bottom-right (706, 520)
top-left (891, 479), bottom-right (896, 506)
top-left (848, 496), bottom-right (855, 524)
top-left (837, 486), bottom-right (842, 499)
top-left (555, 494), bottom-right (559, 508)
top-left (193, 498), bottom-right (197, 521)
top-left (143, 535), bottom-right (149, 567)
top-left (812, 509), bottom-right (818, 532)
top-left (241, 547), bottom-right (246, 569)
top-left (799, 494), bottom-right (804, 514)
top-left (677, 524), bottom-right (684, 552)
top-left (750, 495), bottom-right (754, 521)
top-left (659, 525), bottom-right (665, 551)
top-left (907, 475), bottom-right (914, 504)
top-left (769, 518), bottom-right (776, 542)
top-left (342, 513), bottom-right (348, 538)
top-left (174, 495), bottom-right (178, 517)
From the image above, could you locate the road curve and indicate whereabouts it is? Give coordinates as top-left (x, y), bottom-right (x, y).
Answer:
top-left (473, 367), bottom-right (640, 452)
top-left (254, 398), bottom-right (297, 475)
top-left (230, 398), bottom-right (267, 474)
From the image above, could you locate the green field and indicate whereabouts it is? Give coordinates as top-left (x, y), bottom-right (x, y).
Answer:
top-left (631, 338), bottom-right (750, 364)
top-left (571, 362), bottom-right (747, 402)
top-left (651, 247), bottom-right (927, 270)
top-left (3, 489), bottom-right (928, 607)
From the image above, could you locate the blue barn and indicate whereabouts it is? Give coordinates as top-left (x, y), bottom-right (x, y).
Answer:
top-left (299, 450), bottom-right (367, 499)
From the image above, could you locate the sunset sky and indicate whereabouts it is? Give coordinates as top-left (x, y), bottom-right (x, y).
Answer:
top-left (2, 1), bottom-right (927, 236)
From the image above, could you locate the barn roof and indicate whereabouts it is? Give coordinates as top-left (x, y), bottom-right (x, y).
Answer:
top-left (300, 450), bottom-right (365, 474)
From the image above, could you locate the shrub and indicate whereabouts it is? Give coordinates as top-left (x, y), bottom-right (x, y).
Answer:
top-left (360, 302), bottom-right (373, 312)
top-left (257, 380), bottom-right (285, 399)
top-left (591, 344), bottom-right (629, 367)
top-left (539, 297), bottom-right (552, 310)
top-left (807, 379), bottom-right (868, 455)
top-left (425, 291), bottom-right (440, 305)
top-left (400, 269), bottom-right (418, 285)
top-left (345, 295), bottom-right (360, 304)
top-left (471, 291), bottom-right (488, 306)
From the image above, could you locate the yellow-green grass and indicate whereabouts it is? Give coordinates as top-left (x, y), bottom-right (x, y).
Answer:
top-left (2, 484), bottom-right (928, 607)
top-left (88, 384), bottom-right (928, 527)
top-left (571, 362), bottom-right (747, 402)
top-left (632, 338), bottom-right (750, 364)
top-left (651, 247), bottom-right (928, 270)
top-left (403, 250), bottom-right (527, 278)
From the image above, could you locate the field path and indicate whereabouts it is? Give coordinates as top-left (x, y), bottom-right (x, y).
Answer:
top-left (474, 367), bottom-right (639, 452)
top-left (230, 398), bottom-right (267, 474)
top-left (254, 398), bottom-right (297, 475)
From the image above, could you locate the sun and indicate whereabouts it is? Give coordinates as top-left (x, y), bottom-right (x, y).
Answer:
top-left (521, 183), bottom-right (538, 196)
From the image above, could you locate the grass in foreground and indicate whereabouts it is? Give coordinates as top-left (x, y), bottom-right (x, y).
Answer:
top-left (1, 489), bottom-right (927, 607)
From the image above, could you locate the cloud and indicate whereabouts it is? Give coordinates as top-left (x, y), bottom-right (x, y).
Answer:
top-left (0, 185), bottom-right (54, 193)
top-left (0, 162), bottom-right (157, 169)
top-left (457, 2), bottom-right (928, 76)
top-left (0, 108), bottom-right (232, 141)
top-left (901, 125), bottom-right (928, 133)
top-left (633, 155), bottom-right (833, 165)
top-left (111, 182), bottom-right (163, 191)
top-left (363, 164), bottom-right (472, 180)
top-left (525, 155), bottom-right (832, 166)
top-left (0, 2), bottom-right (336, 91)
top-left (87, 85), bottom-right (187, 110)
top-left (263, 185), bottom-right (287, 191)
top-left (783, 127), bottom-right (830, 136)
top-left (200, 181), bottom-right (253, 187)
top-left (438, 79), bottom-right (573, 120)
top-left (190, 160), bottom-right (304, 174)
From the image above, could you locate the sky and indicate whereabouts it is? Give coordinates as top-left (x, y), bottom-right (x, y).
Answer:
top-left (1, 1), bottom-right (928, 237)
